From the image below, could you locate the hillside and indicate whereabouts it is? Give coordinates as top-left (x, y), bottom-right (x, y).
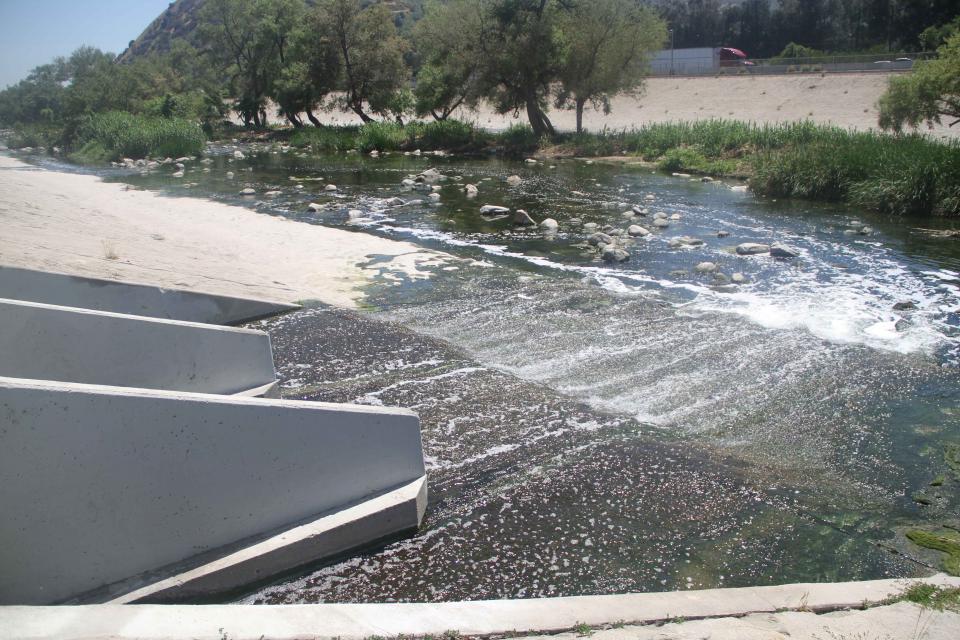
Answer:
top-left (119, 0), bottom-right (425, 62)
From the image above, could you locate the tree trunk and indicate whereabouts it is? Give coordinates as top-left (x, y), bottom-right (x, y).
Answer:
top-left (576, 98), bottom-right (586, 134)
top-left (252, 111), bottom-right (263, 128)
top-left (524, 90), bottom-right (556, 138)
top-left (351, 102), bottom-right (374, 123)
top-left (306, 109), bottom-right (322, 127)
top-left (286, 112), bottom-right (303, 128)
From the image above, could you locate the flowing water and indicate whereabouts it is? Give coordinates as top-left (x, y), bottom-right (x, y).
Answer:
top-left (15, 143), bottom-right (960, 602)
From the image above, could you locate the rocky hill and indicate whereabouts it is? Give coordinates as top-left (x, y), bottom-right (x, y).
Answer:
top-left (119, 0), bottom-right (425, 62)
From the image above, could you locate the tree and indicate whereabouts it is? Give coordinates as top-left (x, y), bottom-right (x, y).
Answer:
top-left (412, 0), bottom-right (485, 120)
top-left (878, 31), bottom-right (960, 132)
top-left (199, 0), bottom-right (305, 127)
top-left (314, 0), bottom-right (409, 123)
top-left (555, 0), bottom-right (666, 133)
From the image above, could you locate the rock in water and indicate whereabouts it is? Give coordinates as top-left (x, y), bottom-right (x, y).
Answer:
top-left (325, 184), bottom-right (338, 192)
top-left (669, 236), bottom-right (705, 248)
top-left (233, 150), bottom-right (245, 160)
top-left (513, 210), bottom-right (537, 226)
top-left (628, 225), bottom-right (650, 237)
top-left (480, 205), bottom-right (511, 215)
top-left (695, 262), bottom-right (717, 273)
top-left (631, 205), bottom-right (646, 216)
top-left (731, 272), bottom-right (747, 284)
top-left (385, 197), bottom-right (405, 206)
top-left (540, 218), bottom-right (559, 232)
top-left (307, 203), bottom-right (324, 212)
top-left (240, 188), bottom-right (256, 195)
top-left (602, 246), bottom-right (630, 263)
top-left (893, 301), bottom-right (916, 311)
top-left (717, 230), bottom-right (730, 238)
top-left (770, 242), bottom-right (800, 258)
top-left (465, 184), bottom-right (479, 197)
top-left (652, 218), bottom-right (670, 228)
top-left (428, 193), bottom-right (441, 202)
top-left (736, 243), bottom-right (770, 255)
top-left (589, 232), bottom-right (614, 246)
top-left (506, 175), bottom-right (522, 186)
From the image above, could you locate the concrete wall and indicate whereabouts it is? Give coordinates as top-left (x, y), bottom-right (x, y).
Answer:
top-left (0, 377), bottom-right (426, 605)
top-left (0, 298), bottom-right (277, 395)
top-left (0, 266), bottom-right (299, 325)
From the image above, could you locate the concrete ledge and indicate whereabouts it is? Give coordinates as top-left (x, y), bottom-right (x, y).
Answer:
top-left (0, 265), bottom-right (300, 325)
top-left (0, 298), bottom-right (278, 395)
top-left (0, 378), bottom-right (426, 605)
top-left (2, 575), bottom-right (957, 640)
top-left (112, 476), bottom-right (428, 604)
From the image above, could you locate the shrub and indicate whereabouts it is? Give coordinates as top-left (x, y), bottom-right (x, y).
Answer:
top-left (290, 126), bottom-right (359, 153)
top-left (73, 111), bottom-right (205, 161)
top-left (355, 121), bottom-right (410, 152)
top-left (414, 119), bottom-right (484, 150)
top-left (497, 123), bottom-right (538, 155)
top-left (6, 123), bottom-right (61, 149)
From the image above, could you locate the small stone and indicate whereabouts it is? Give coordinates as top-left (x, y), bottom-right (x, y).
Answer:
top-left (506, 175), bottom-right (522, 186)
top-left (731, 272), bottom-right (747, 284)
top-left (717, 230), bottom-right (730, 238)
top-left (308, 203), bottom-right (324, 212)
top-left (240, 188), bottom-right (256, 196)
top-left (525, 158), bottom-right (538, 164)
top-left (583, 223), bottom-right (599, 233)
top-left (428, 193), bottom-right (441, 202)
top-left (226, 171), bottom-right (235, 179)
top-left (628, 225), bottom-right (650, 237)
top-left (233, 150), bottom-right (245, 160)
top-left (325, 184), bottom-right (338, 192)
top-left (540, 218), bottom-right (560, 232)
top-left (695, 262), bottom-right (717, 273)
top-left (171, 171), bottom-right (184, 178)
top-left (480, 205), bottom-right (511, 215)
top-left (712, 273), bottom-right (730, 284)
top-left (859, 226), bottom-right (873, 235)
top-left (385, 197), bottom-right (405, 206)
top-left (402, 178), bottom-right (416, 187)
top-left (736, 243), bottom-right (770, 255)
top-left (347, 209), bottom-right (364, 219)
top-left (631, 205), bottom-right (646, 216)
top-left (465, 184), bottom-right (479, 197)
top-left (653, 212), bottom-right (668, 220)
top-left (670, 213), bottom-right (681, 220)
top-left (652, 218), bottom-right (670, 228)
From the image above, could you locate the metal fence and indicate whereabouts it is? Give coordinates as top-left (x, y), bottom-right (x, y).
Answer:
top-left (650, 51), bottom-right (935, 77)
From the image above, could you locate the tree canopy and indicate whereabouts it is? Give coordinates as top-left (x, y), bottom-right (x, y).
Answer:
top-left (878, 30), bottom-right (960, 133)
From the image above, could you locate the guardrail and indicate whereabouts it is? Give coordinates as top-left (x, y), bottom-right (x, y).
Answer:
top-left (650, 51), bottom-right (935, 77)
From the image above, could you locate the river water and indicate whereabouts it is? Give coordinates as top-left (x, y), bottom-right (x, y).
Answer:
top-left (20, 143), bottom-right (960, 601)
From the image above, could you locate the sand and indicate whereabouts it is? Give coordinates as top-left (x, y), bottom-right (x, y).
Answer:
top-left (0, 156), bottom-right (450, 308)
top-left (310, 73), bottom-right (958, 142)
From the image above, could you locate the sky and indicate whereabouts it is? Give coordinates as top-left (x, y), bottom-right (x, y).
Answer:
top-left (0, 0), bottom-right (171, 89)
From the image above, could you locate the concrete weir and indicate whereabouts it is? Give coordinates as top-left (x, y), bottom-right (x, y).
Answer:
top-left (0, 377), bottom-right (427, 605)
top-left (0, 298), bottom-right (280, 396)
top-left (0, 265), bottom-right (300, 325)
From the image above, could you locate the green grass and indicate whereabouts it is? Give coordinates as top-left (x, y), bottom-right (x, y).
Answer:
top-left (289, 119), bottom-right (486, 154)
top-left (895, 583), bottom-right (960, 612)
top-left (72, 111), bottom-right (205, 162)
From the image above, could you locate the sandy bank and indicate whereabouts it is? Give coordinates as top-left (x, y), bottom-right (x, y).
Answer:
top-left (0, 156), bottom-right (450, 308)
top-left (311, 73), bottom-right (957, 142)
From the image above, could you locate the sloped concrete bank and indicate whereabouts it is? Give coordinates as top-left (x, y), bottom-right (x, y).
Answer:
top-left (2, 575), bottom-right (958, 640)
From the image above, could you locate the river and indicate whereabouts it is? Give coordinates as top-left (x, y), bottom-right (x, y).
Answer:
top-left (18, 142), bottom-right (960, 602)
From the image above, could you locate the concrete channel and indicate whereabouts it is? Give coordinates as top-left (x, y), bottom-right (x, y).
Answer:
top-left (0, 267), bottom-right (429, 607)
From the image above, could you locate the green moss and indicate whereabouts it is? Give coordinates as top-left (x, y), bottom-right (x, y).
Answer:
top-left (906, 529), bottom-right (960, 576)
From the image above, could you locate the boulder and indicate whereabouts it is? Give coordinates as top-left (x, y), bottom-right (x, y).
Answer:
top-left (717, 230), bottom-right (730, 238)
top-left (652, 218), bottom-right (670, 228)
top-left (240, 188), bottom-right (256, 196)
top-left (859, 226), bottom-right (873, 235)
top-left (464, 184), bottom-right (479, 197)
top-left (628, 225), bottom-right (650, 237)
top-left (428, 193), bottom-right (441, 202)
top-left (583, 222), bottom-right (599, 233)
top-left (171, 171), bottom-right (185, 178)
top-left (695, 262), bottom-right (717, 273)
top-left (540, 218), bottom-right (560, 232)
top-left (264, 190), bottom-right (281, 197)
top-left (401, 179), bottom-right (416, 187)
top-left (506, 175), bottom-right (522, 186)
top-left (233, 150), bottom-right (245, 160)
top-left (632, 205), bottom-right (647, 216)
top-left (669, 236), bottom-right (705, 248)
top-left (712, 273), bottom-right (730, 284)
top-left (513, 210), bottom-right (537, 226)
top-left (480, 205), bottom-right (511, 215)
top-left (385, 197), bottom-right (406, 206)
top-left (893, 301), bottom-right (916, 311)
top-left (769, 242), bottom-right (800, 258)
top-left (589, 232), bottom-right (614, 246)
top-left (307, 203), bottom-right (324, 212)
top-left (324, 184), bottom-right (338, 192)
top-left (653, 211), bottom-right (668, 220)
top-left (736, 243), bottom-right (770, 255)
top-left (602, 246), bottom-right (630, 263)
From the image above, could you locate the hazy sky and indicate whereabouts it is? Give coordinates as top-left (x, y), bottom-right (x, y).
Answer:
top-left (0, 0), bottom-right (171, 89)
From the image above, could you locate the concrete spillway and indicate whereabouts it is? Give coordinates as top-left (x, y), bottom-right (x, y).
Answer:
top-left (0, 268), bottom-right (428, 605)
